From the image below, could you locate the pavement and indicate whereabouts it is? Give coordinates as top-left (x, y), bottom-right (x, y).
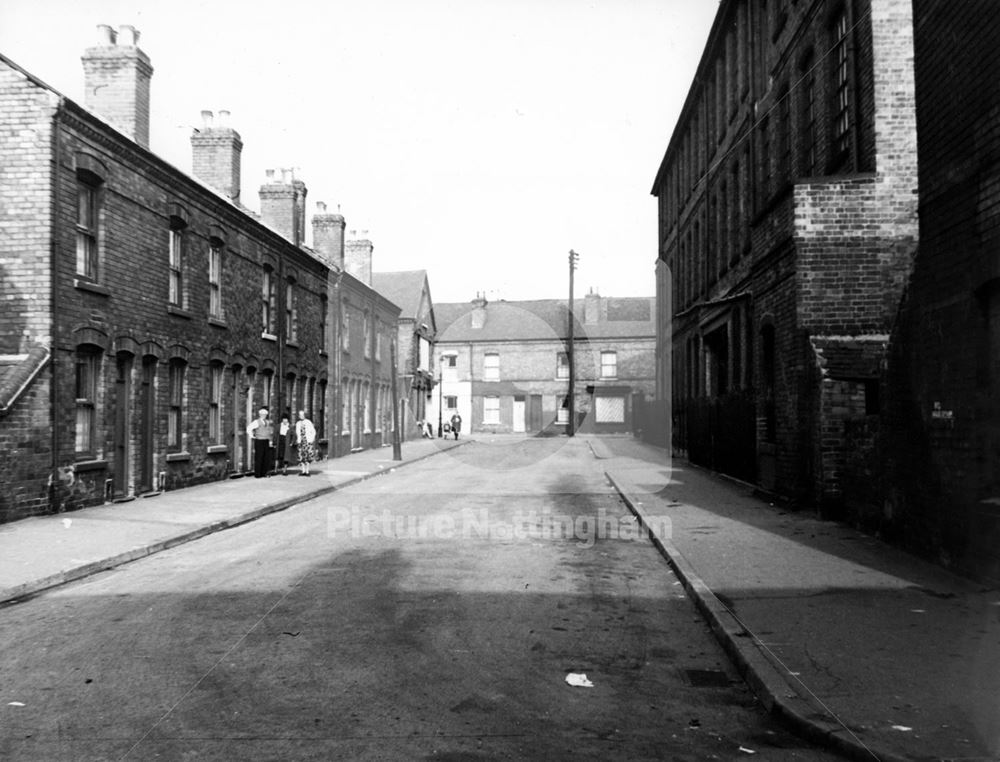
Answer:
top-left (596, 436), bottom-right (1000, 762)
top-left (2, 433), bottom-right (998, 761)
top-left (0, 437), bottom-right (465, 606)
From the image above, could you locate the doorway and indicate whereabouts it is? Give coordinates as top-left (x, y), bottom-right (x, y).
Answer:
top-left (138, 356), bottom-right (156, 493)
top-left (513, 396), bottom-right (526, 433)
top-left (112, 353), bottom-right (133, 497)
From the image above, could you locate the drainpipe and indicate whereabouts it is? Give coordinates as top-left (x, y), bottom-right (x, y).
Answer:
top-left (49, 102), bottom-right (63, 510)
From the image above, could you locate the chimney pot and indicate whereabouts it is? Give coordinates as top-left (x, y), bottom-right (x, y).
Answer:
top-left (316, 201), bottom-right (327, 213)
top-left (117, 25), bottom-right (139, 46)
top-left (97, 24), bottom-right (116, 45)
top-left (217, 109), bottom-right (230, 126)
top-left (200, 109), bottom-right (214, 127)
top-left (265, 169), bottom-right (275, 180)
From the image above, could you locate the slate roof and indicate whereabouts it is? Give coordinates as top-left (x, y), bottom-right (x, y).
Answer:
top-left (436, 297), bottom-right (655, 343)
top-left (0, 345), bottom-right (50, 414)
top-left (371, 271), bottom-right (429, 321)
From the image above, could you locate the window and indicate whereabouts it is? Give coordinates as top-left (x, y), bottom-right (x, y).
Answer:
top-left (208, 240), bottom-right (223, 318)
top-left (261, 370), bottom-right (274, 411)
top-left (601, 351), bottom-right (618, 379)
top-left (363, 312), bottom-right (371, 358)
top-left (484, 395), bottom-right (500, 424)
top-left (168, 359), bottom-right (185, 451)
top-left (800, 51), bottom-right (818, 175)
top-left (320, 295), bottom-right (329, 353)
top-left (557, 396), bottom-right (569, 424)
top-left (484, 352), bottom-right (499, 382)
top-left (445, 395), bottom-right (458, 410)
top-left (375, 323), bottom-right (382, 361)
top-left (285, 279), bottom-right (297, 343)
top-left (557, 352), bottom-right (569, 379)
top-left (262, 266), bottom-right (276, 336)
top-left (595, 396), bottom-right (626, 424)
top-left (759, 116), bottom-right (772, 200)
top-left (76, 176), bottom-right (99, 279)
top-left (341, 304), bottom-right (350, 351)
top-left (168, 219), bottom-right (184, 306)
top-left (832, 11), bottom-right (852, 161)
top-left (74, 347), bottom-right (101, 455)
top-left (208, 364), bottom-right (223, 444)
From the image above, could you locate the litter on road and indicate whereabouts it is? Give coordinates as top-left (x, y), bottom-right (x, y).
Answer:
top-left (565, 673), bottom-right (594, 688)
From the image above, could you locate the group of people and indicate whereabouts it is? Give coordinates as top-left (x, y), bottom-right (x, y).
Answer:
top-left (417, 413), bottom-right (463, 440)
top-left (246, 408), bottom-right (317, 478)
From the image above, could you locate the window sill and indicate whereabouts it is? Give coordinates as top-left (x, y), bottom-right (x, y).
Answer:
top-left (206, 445), bottom-right (228, 454)
top-left (261, 332), bottom-right (277, 342)
top-left (208, 316), bottom-right (227, 328)
top-left (285, 340), bottom-right (299, 349)
top-left (74, 279), bottom-right (110, 297)
top-left (73, 458), bottom-right (107, 472)
top-left (166, 451), bottom-right (191, 462)
top-left (168, 305), bottom-right (192, 319)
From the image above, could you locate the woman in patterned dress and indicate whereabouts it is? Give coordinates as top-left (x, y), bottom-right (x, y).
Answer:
top-left (295, 409), bottom-right (317, 476)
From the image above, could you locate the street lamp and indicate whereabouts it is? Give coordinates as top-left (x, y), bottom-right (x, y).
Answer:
top-left (568, 249), bottom-right (579, 437)
top-left (437, 356), bottom-right (444, 438)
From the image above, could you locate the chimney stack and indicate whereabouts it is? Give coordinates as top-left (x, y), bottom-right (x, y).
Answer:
top-left (191, 109), bottom-right (243, 203)
top-left (584, 288), bottom-right (602, 324)
top-left (81, 24), bottom-right (153, 148)
top-left (312, 202), bottom-right (346, 270)
top-left (470, 292), bottom-right (488, 329)
top-left (259, 168), bottom-right (307, 246)
top-left (345, 230), bottom-right (373, 286)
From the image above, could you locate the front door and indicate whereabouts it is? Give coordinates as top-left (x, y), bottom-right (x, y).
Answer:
top-left (513, 396), bottom-right (526, 433)
top-left (138, 357), bottom-right (156, 492)
top-left (112, 354), bottom-right (133, 498)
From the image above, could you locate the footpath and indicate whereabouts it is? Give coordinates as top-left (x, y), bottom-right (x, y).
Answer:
top-left (0, 438), bottom-right (463, 606)
top-left (596, 435), bottom-right (1000, 762)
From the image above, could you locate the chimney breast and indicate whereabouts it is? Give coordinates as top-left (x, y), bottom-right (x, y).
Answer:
top-left (191, 108), bottom-right (243, 203)
top-left (470, 293), bottom-right (488, 329)
top-left (584, 289), bottom-right (602, 324)
top-left (81, 23), bottom-right (154, 148)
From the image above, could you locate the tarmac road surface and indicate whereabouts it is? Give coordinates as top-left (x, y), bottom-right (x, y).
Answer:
top-left (0, 436), bottom-right (841, 761)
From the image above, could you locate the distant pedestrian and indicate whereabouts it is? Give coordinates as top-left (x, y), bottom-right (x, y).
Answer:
top-left (450, 412), bottom-right (462, 440)
top-left (295, 409), bottom-right (317, 476)
top-left (246, 407), bottom-right (273, 478)
top-left (424, 419), bottom-right (434, 438)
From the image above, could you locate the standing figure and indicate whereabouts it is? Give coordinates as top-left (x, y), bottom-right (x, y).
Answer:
top-left (246, 407), bottom-right (273, 478)
top-left (277, 412), bottom-right (292, 475)
top-left (295, 409), bottom-right (317, 476)
top-left (450, 412), bottom-right (462, 440)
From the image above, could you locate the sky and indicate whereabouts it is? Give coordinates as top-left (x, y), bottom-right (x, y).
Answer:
top-left (0, 0), bottom-right (718, 305)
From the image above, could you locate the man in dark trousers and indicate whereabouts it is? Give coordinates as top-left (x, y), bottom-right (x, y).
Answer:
top-left (246, 407), bottom-right (274, 477)
top-left (450, 412), bottom-right (462, 440)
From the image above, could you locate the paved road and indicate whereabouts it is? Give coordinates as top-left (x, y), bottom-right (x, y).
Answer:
top-left (0, 437), bottom-right (840, 760)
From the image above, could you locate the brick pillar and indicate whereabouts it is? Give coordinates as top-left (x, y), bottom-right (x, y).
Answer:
top-left (345, 232), bottom-right (373, 286)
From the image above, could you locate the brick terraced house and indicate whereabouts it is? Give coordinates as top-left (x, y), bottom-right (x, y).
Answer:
top-left (433, 293), bottom-right (655, 436)
top-left (0, 26), bottom-right (400, 522)
top-left (653, 0), bottom-right (1000, 581)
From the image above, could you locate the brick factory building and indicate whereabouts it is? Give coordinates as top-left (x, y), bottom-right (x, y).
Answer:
top-left (0, 26), bottom-right (400, 522)
top-left (652, 0), bottom-right (1000, 581)
top-left (433, 293), bottom-right (655, 436)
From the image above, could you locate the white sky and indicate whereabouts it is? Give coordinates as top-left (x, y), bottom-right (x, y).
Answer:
top-left (0, 0), bottom-right (717, 304)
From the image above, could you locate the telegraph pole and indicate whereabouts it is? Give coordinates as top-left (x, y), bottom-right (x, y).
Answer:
top-left (390, 339), bottom-right (402, 460)
top-left (567, 249), bottom-right (579, 437)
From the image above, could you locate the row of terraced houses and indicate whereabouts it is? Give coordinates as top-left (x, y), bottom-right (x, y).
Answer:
top-left (0, 26), bottom-right (430, 522)
top-left (653, 0), bottom-right (1000, 582)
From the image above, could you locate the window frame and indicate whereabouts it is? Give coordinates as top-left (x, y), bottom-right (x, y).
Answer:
top-left (75, 175), bottom-right (100, 280)
top-left (167, 359), bottom-right (185, 452)
top-left (483, 395), bottom-right (500, 425)
top-left (262, 265), bottom-right (277, 337)
top-left (483, 352), bottom-right (500, 382)
top-left (74, 347), bottom-right (101, 456)
top-left (284, 278), bottom-right (298, 343)
top-left (208, 240), bottom-right (223, 318)
top-left (600, 350), bottom-right (618, 379)
top-left (208, 363), bottom-right (224, 444)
